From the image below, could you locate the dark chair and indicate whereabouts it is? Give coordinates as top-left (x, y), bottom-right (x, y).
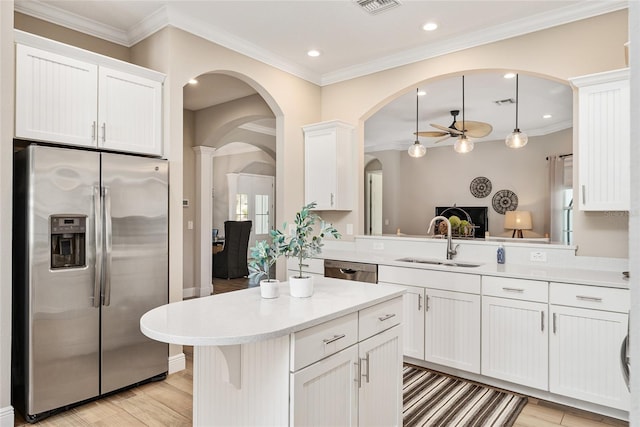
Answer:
top-left (213, 220), bottom-right (252, 279)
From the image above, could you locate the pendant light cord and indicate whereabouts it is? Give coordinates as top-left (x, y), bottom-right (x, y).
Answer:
top-left (515, 74), bottom-right (519, 130)
top-left (415, 88), bottom-right (419, 140)
top-left (462, 76), bottom-right (466, 136)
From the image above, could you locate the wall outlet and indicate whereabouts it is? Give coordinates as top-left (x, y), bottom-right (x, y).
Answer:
top-left (384, 219), bottom-right (389, 226)
top-left (187, 220), bottom-right (194, 230)
top-left (346, 223), bottom-right (354, 235)
top-left (530, 251), bottom-right (547, 262)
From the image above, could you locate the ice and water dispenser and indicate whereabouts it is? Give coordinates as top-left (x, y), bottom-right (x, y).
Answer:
top-left (50, 215), bottom-right (86, 269)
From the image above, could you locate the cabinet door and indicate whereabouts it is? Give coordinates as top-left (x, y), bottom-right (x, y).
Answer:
top-left (399, 285), bottom-right (425, 359)
top-left (573, 70), bottom-right (630, 211)
top-left (16, 44), bottom-right (98, 147)
top-left (425, 288), bottom-right (480, 373)
top-left (550, 305), bottom-right (629, 410)
top-left (482, 296), bottom-right (548, 390)
top-left (358, 326), bottom-right (402, 427)
top-left (290, 345), bottom-right (358, 426)
top-left (98, 67), bottom-right (162, 156)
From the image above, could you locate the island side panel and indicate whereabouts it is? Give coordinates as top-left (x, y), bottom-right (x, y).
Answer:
top-left (193, 335), bottom-right (290, 426)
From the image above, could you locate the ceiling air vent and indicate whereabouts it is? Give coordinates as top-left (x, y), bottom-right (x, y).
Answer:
top-left (355, 0), bottom-right (402, 15)
top-left (494, 98), bottom-right (515, 106)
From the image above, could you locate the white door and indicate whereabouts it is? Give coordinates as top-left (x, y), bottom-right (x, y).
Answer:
top-left (549, 305), bottom-right (629, 410)
top-left (231, 174), bottom-right (275, 250)
top-left (358, 326), bottom-right (402, 427)
top-left (395, 284), bottom-right (424, 359)
top-left (290, 345), bottom-right (359, 426)
top-left (425, 288), bottom-right (480, 373)
top-left (98, 67), bottom-right (162, 156)
top-left (482, 296), bottom-right (548, 390)
top-left (15, 44), bottom-right (98, 148)
top-left (366, 172), bottom-right (383, 235)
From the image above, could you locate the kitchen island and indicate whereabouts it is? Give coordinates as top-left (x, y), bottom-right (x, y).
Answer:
top-left (140, 278), bottom-right (404, 426)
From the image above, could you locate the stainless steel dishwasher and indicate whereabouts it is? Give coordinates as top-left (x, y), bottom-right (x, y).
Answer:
top-left (324, 259), bottom-right (378, 283)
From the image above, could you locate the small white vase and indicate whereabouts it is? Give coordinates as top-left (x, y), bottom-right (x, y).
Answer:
top-left (289, 275), bottom-right (313, 298)
top-left (260, 279), bottom-right (280, 299)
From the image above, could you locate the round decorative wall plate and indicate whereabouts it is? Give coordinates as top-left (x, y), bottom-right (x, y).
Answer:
top-left (492, 189), bottom-right (519, 214)
top-left (469, 176), bottom-right (492, 198)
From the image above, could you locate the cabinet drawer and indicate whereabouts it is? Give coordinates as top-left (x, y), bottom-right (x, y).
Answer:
top-left (290, 312), bottom-right (358, 371)
top-left (482, 276), bottom-right (548, 303)
top-left (359, 297), bottom-right (403, 341)
top-left (287, 257), bottom-right (324, 275)
top-left (550, 282), bottom-right (629, 312)
top-left (379, 266), bottom-right (480, 294)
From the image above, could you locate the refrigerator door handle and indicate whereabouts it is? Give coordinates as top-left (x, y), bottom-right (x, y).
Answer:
top-left (103, 186), bottom-right (112, 307)
top-left (93, 186), bottom-right (102, 308)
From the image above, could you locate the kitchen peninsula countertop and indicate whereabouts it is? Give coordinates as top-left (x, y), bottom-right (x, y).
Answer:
top-left (140, 277), bottom-right (404, 346)
top-left (319, 249), bottom-right (629, 289)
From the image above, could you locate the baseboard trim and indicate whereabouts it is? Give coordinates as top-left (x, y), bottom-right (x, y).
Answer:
top-left (0, 405), bottom-right (14, 427)
top-left (183, 287), bottom-right (197, 299)
top-left (168, 352), bottom-right (186, 374)
top-left (183, 285), bottom-right (212, 299)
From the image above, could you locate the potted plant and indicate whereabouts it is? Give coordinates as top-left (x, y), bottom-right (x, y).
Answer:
top-left (248, 238), bottom-right (281, 298)
top-left (272, 202), bottom-right (341, 298)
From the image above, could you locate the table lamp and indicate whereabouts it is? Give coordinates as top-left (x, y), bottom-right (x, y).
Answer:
top-left (504, 211), bottom-right (532, 238)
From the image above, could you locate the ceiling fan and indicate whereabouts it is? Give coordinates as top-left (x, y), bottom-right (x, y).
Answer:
top-left (417, 109), bottom-right (493, 144)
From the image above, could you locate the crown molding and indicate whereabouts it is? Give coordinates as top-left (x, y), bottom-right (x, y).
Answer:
top-left (239, 123), bottom-right (277, 136)
top-left (14, 0), bottom-right (130, 46)
top-left (127, 5), bottom-right (170, 46)
top-left (321, 1), bottom-right (628, 85)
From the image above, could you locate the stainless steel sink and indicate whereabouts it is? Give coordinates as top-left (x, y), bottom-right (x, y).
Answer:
top-left (395, 257), bottom-right (482, 268)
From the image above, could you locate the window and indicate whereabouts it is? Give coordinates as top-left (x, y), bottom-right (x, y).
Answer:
top-left (255, 195), bottom-right (270, 235)
top-left (235, 193), bottom-right (248, 221)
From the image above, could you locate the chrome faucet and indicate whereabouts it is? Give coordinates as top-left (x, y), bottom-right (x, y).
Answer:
top-left (428, 216), bottom-right (459, 260)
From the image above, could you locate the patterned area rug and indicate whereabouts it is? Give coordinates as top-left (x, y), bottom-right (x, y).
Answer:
top-left (403, 365), bottom-right (527, 427)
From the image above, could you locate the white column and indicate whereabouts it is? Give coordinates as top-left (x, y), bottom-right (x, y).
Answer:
top-left (193, 146), bottom-right (216, 296)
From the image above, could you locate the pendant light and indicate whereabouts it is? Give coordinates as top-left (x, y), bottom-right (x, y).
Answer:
top-left (408, 88), bottom-right (426, 158)
top-left (454, 75), bottom-right (474, 153)
top-left (505, 73), bottom-right (528, 148)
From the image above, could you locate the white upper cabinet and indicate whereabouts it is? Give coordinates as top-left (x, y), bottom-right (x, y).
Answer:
top-left (303, 120), bottom-right (355, 210)
top-left (570, 68), bottom-right (630, 211)
top-left (15, 32), bottom-right (164, 157)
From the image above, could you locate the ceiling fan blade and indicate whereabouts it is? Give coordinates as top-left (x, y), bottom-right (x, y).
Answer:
top-left (433, 135), bottom-right (451, 144)
top-left (431, 123), bottom-right (463, 135)
top-left (454, 121), bottom-right (493, 138)
top-left (416, 131), bottom-right (448, 137)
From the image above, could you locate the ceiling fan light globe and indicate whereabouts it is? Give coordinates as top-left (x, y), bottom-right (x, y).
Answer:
top-left (505, 129), bottom-right (528, 148)
top-left (408, 141), bottom-right (426, 158)
top-left (454, 136), bottom-right (474, 153)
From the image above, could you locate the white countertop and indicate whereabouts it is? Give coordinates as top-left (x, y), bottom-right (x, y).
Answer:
top-left (140, 278), bottom-right (404, 346)
top-left (320, 249), bottom-right (630, 289)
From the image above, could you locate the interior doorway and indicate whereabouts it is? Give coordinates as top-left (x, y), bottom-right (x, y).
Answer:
top-left (366, 171), bottom-right (383, 235)
top-left (227, 172), bottom-right (275, 250)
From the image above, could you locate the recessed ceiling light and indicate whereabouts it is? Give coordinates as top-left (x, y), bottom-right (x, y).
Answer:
top-left (422, 22), bottom-right (438, 31)
top-left (503, 72), bottom-right (516, 79)
top-left (188, 79), bottom-right (198, 85)
top-left (307, 49), bottom-right (321, 57)
top-left (417, 90), bottom-right (426, 96)
top-left (543, 114), bottom-right (552, 119)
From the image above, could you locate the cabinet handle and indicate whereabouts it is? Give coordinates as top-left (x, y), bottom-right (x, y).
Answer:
top-left (553, 312), bottom-right (557, 334)
top-left (330, 192), bottom-right (334, 207)
top-left (541, 311), bottom-right (545, 332)
top-left (101, 123), bottom-right (106, 143)
top-left (582, 185), bottom-right (586, 205)
top-left (418, 294), bottom-right (422, 311)
top-left (300, 263), bottom-right (310, 268)
top-left (502, 287), bottom-right (525, 293)
top-left (378, 313), bottom-right (396, 322)
top-left (361, 354), bottom-right (370, 384)
top-left (355, 361), bottom-right (361, 388)
top-left (425, 295), bottom-right (430, 312)
top-left (323, 334), bottom-right (346, 345)
top-left (92, 121), bottom-right (97, 142)
top-left (576, 295), bottom-right (602, 303)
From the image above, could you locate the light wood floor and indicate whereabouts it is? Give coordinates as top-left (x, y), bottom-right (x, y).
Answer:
top-left (14, 278), bottom-right (629, 426)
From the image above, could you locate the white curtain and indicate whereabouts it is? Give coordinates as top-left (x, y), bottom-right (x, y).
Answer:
top-left (548, 155), bottom-right (572, 244)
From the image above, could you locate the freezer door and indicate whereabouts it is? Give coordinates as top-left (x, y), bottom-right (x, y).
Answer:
top-left (100, 153), bottom-right (168, 393)
top-left (21, 145), bottom-right (101, 416)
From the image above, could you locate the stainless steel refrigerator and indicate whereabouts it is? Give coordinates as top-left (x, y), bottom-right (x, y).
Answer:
top-left (12, 144), bottom-right (169, 422)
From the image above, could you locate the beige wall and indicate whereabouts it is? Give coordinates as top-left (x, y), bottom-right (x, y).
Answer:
top-left (14, 12), bottom-right (130, 62)
top-left (182, 110), bottom-right (196, 293)
top-left (1, 0), bottom-right (14, 421)
top-left (320, 10), bottom-right (629, 258)
top-left (369, 129), bottom-right (572, 238)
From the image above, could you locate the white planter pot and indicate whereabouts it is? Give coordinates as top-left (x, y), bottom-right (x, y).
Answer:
top-left (260, 279), bottom-right (280, 299)
top-left (289, 275), bottom-right (314, 298)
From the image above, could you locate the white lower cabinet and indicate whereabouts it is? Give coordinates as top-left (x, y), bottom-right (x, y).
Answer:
top-left (385, 284), bottom-right (424, 359)
top-left (290, 298), bottom-right (402, 426)
top-left (425, 288), bottom-right (480, 373)
top-left (549, 283), bottom-right (630, 411)
top-left (481, 276), bottom-right (549, 391)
